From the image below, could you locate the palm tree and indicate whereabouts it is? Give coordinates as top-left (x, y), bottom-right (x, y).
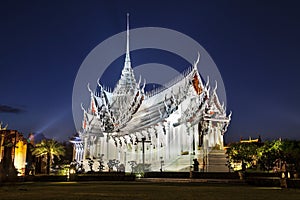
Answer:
top-left (32, 139), bottom-right (65, 175)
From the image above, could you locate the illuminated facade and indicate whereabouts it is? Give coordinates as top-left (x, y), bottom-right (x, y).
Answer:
top-left (0, 129), bottom-right (27, 176)
top-left (73, 15), bottom-right (231, 172)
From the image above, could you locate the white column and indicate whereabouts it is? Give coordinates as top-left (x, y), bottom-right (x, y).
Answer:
top-left (103, 134), bottom-right (107, 160)
top-left (168, 123), bottom-right (173, 160)
top-left (80, 143), bottom-right (84, 162)
top-left (194, 125), bottom-right (197, 154)
top-left (96, 137), bottom-right (101, 158)
top-left (166, 123), bottom-right (170, 160)
top-left (176, 127), bottom-right (181, 154)
top-left (101, 137), bottom-right (105, 159)
top-left (157, 129), bottom-right (161, 161)
top-left (76, 143), bottom-right (80, 161)
top-left (149, 130), bottom-right (153, 163)
top-left (179, 126), bottom-right (183, 152)
top-left (186, 125), bottom-right (193, 170)
top-left (83, 136), bottom-right (88, 159)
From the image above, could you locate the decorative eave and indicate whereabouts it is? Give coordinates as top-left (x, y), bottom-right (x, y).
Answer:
top-left (191, 52), bottom-right (205, 95)
top-left (208, 81), bottom-right (225, 114)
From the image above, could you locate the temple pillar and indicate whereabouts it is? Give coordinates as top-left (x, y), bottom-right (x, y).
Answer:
top-left (124, 151), bottom-right (127, 170)
top-left (75, 143), bottom-right (79, 162)
top-left (83, 136), bottom-right (88, 159)
top-left (96, 137), bottom-right (101, 158)
top-left (149, 130), bottom-right (153, 164)
top-left (118, 148), bottom-right (121, 163)
top-left (179, 126), bottom-right (183, 152)
top-left (156, 131), bottom-right (160, 162)
top-left (91, 136), bottom-right (96, 158)
top-left (194, 124), bottom-right (199, 153)
top-left (166, 122), bottom-right (170, 160)
top-left (106, 134), bottom-right (110, 160)
top-left (79, 143), bottom-right (84, 162)
top-left (101, 137), bottom-right (105, 159)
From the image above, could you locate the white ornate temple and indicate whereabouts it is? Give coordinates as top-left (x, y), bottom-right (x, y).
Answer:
top-left (72, 15), bottom-right (231, 172)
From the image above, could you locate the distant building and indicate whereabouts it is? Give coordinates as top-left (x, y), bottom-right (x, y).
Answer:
top-left (240, 135), bottom-right (262, 144)
top-left (0, 129), bottom-right (27, 176)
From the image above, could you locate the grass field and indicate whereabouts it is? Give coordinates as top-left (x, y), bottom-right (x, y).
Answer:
top-left (1, 181), bottom-right (300, 200)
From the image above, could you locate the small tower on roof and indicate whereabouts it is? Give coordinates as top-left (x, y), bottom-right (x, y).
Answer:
top-left (113, 13), bottom-right (137, 95)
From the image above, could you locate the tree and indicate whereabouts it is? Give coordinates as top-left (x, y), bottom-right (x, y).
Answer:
top-left (32, 139), bottom-right (65, 175)
top-left (257, 140), bottom-right (283, 171)
top-left (281, 140), bottom-right (300, 173)
top-left (226, 142), bottom-right (259, 171)
top-left (227, 139), bottom-right (300, 173)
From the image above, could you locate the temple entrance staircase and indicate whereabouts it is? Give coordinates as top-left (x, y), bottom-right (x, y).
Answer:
top-left (206, 149), bottom-right (228, 172)
top-left (162, 149), bottom-right (228, 172)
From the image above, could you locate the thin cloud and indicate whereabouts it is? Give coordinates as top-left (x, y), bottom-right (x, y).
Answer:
top-left (0, 105), bottom-right (25, 114)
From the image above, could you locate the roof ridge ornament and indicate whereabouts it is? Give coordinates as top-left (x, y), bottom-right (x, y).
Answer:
top-left (194, 52), bottom-right (200, 69)
top-left (213, 80), bottom-right (218, 93)
top-left (80, 103), bottom-right (85, 111)
top-left (205, 76), bottom-right (210, 88)
top-left (97, 78), bottom-right (104, 92)
top-left (87, 83), bottom-right (92, 94)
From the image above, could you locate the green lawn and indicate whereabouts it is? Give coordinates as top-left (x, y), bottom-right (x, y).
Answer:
top-left (0, 181), bottom-right (300, 200)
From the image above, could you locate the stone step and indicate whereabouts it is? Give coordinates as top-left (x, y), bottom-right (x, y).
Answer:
top-left (157, 150), bottom-right (229, 172)
top-left (206, 149), bottom-right (228, 172)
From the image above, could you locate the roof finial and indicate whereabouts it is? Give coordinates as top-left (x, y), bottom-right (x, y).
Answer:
top-left (125, 13), bottom-right (130, 63)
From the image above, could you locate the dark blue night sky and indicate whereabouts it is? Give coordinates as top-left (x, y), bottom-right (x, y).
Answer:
top-left (0, 0), bottom-right (299, 142)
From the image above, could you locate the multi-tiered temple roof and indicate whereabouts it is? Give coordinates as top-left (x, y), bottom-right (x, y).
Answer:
top-left (76, 14), bottom-right (231, 172)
